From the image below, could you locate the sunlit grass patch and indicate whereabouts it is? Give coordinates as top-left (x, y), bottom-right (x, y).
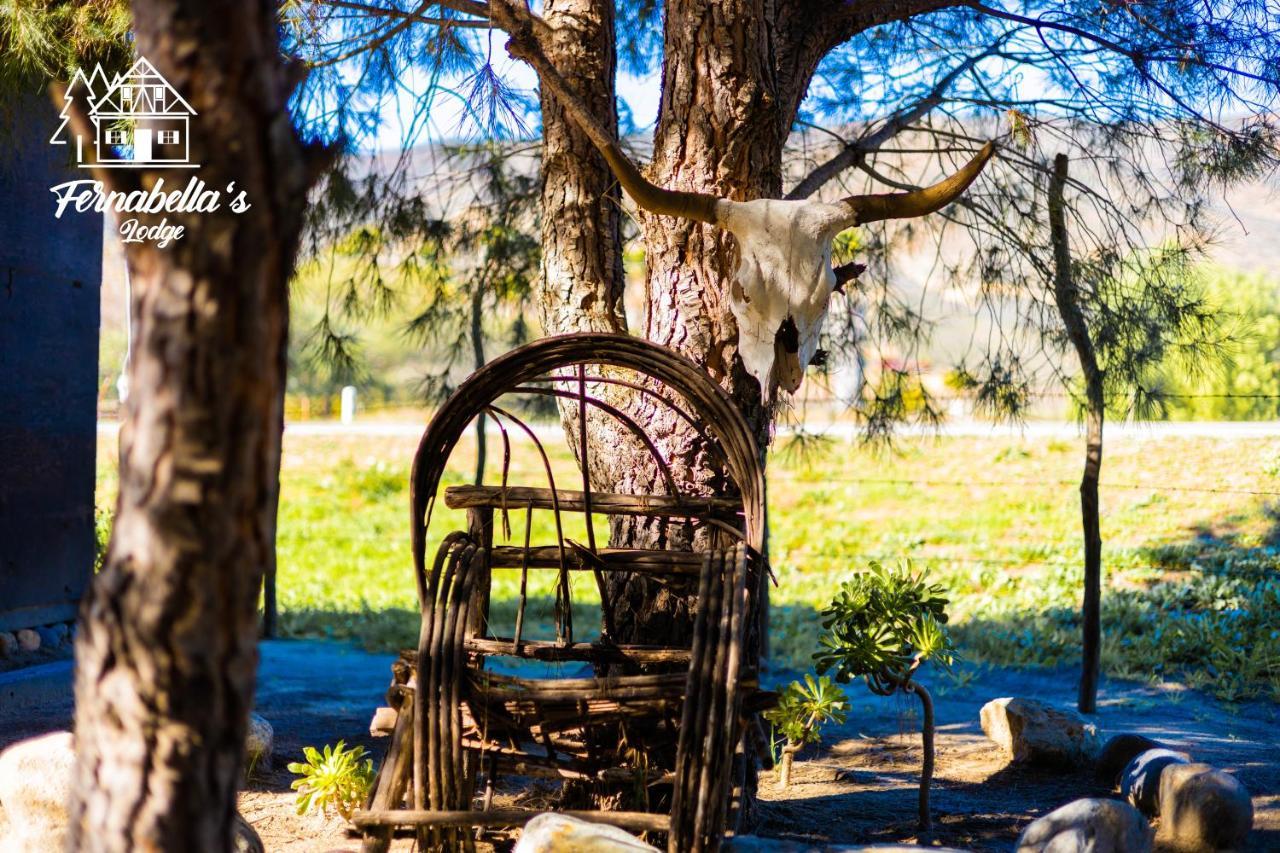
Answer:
top-left (95, 428), bottom-right (1280, 700)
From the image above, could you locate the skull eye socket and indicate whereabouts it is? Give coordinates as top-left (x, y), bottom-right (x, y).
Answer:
top-left (776, 316), bottom-right (800, 354)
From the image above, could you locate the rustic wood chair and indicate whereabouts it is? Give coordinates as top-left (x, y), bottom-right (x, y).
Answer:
top-left (354, 333), bottom-right (769, 852)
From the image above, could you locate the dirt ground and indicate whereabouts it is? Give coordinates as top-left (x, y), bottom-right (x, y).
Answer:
top-left (3, 643), bottom-right (1276, 851)
top-left (237, 654), bottom-right (1280, 851)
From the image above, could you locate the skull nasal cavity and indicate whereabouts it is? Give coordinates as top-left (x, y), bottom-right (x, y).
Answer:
top-left (776, 316), bottom-right (800, 354)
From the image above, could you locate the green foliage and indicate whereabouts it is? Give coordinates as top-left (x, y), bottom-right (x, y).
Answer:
top-left (815, 561), bottom-right (956, 691)
top-left (92, 504), bottom-right (112, 572)
top-left (95, 430), bottom-right (1280, 702)
top-left (298, 143), bottom-right (540, 404)
top-left (1150, 270), bottom-right (1280, 421)
top-left (763, 673), bottom-right (847, 748)
top-left (0, 0), bottom-right (130, 90)
top-left (287, 741), bottom-right (374, 821)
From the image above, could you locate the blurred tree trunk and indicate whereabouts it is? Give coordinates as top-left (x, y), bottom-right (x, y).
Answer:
top-left (68, 0), bottom-right (321, 848)
top-left (1048, 153), bottom-right (1104, 714)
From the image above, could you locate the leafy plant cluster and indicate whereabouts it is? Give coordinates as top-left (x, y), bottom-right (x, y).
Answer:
top-left (288, 740), bottom-right (375, 821)
top-left (764, 673), bottom-right (847, 752)
top-left (763, 673), bottom-right (847, 789)
top-left (811, 560), bottom-right (955, 831)
top-left (815, 561), bottom-right (956, 692)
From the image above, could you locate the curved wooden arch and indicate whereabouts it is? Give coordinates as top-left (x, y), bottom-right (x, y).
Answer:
top-left (397, 332), bottom-right (768, 852)
top-left (409, 332), bottom-right (767, 586)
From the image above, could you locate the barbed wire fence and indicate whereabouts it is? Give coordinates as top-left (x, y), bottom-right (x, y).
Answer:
top-left (96, 387), bottom-right (1279, 582)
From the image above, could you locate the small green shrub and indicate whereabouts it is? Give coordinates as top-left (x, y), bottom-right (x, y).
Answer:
top-left (815, 560), bottom-right (956, 686)
top-left (816, 560), bottom-right (955, 832)
top-left (763, 673), bottom-right (847, 788)
top-left (287, 741), bottom-right (375, 821)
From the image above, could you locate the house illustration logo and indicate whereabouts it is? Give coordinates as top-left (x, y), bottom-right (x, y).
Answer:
top-left (50, 57), bottom-right (197, 169)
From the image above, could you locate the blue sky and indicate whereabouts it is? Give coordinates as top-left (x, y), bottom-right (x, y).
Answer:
top-left (367, 55), bottom-right (663, 151)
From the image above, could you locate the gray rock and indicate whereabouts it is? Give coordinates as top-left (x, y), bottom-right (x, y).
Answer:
top-left (232, 812), bottom-right (264, 853)
top-left (0, 731), bottom-right (75, 853)
top-left (515, 813), bottom-right (659, 852)
top-left (14, 629), bottom-right (39, 653)
top-left (0, 632), bottom-right (16, 658)
top-left (1096, 733), bottom-right (1164, 786)
top-left (980, 697), bottom-right (1101, 766)
top-left (35, 626), bottom-right (61, 649)
top-left (1121, 748), bottom-right (1190, 816)
top-left (245, 712), bottom-right (274, 773)
top-left (1158, 762), bottom-right (1253, 851)
top-left (1016, 797), bottom-right (1152, 853)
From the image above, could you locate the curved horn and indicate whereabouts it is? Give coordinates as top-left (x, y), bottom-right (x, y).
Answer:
top-left (839, 141), bottom-right (996, 227)
top-left (496, 4), bottom-right (720, 223)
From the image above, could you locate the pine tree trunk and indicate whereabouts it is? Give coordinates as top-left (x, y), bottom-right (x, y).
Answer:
top-left (599, 0), bottom-right (781, 649)
top-left (535, 0), bottom-right (863, 657)
top-left (536, 0), bottom-right (626, 338)
top-left (68, 2), bottom-right (319, 848)
top-left (1048, 154), bottom-right (1105, 714)
top-left (530, 0), bottom-right (892, 825)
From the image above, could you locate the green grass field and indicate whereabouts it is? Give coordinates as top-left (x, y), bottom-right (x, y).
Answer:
top-left (95, 426), bottom-right (1280, 702)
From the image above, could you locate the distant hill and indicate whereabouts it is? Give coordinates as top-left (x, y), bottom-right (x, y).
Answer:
top-left (97, 142), bottom-right (1279, 402)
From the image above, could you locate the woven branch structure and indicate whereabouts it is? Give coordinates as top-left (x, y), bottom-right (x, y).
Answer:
top-left (355, 333), bottom-right (771, 852)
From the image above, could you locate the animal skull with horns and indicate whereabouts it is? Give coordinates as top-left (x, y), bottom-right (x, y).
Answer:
top-left (494, 1), bottom-right (996, 396)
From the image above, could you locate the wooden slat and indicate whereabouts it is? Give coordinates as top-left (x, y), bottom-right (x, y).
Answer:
top-left (467, 636), bottom-right (691, 664)
top-left (352, 808), bottom-right (670, 833)
top-left (488, 545), bottom-right (702, 575)
top-left (445, 485), bottom-right (740, 518)
top-left (472, 671), bottom-right (688, 701)
top-left (469, 743), bottom-right (677, 785)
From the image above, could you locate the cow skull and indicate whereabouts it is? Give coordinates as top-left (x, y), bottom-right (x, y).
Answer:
top-left (715, 197), bottom-right (851, 393)
top-left (497, 6), bottom-right (995, 395)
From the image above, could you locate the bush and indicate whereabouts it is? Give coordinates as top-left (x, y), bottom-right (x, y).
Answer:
top-left (762, 673), bottom-right (847, 788)
top-left (816, 560), bottom-right (955, 832)
top-left (1154, 269), bottom-right (1280, 421)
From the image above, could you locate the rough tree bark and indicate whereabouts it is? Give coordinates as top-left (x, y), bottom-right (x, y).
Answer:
top-left (533, 0), bottom-right (965, 642)
top-left (1048, 153), bottom-right (1104, 714)
top-left (536, 0), bottom-right (626, 339)
top-left (67, 1), bottom-right (322, 848)
top-left (525, 0), bottom-right (975, 820)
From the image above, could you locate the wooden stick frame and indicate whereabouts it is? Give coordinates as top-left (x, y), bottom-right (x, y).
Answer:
top-left (357, 333), bottom-right (768, 852)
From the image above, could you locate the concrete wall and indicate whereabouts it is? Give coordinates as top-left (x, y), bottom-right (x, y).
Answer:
top-left (0, 90), bottom-right (102, 631)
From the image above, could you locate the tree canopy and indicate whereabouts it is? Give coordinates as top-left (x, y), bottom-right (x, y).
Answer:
top-left (277, 0), bottom-right (1278, 422)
